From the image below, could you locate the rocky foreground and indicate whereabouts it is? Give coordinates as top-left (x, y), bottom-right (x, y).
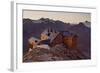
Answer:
top-left (23, 44), bottom-right (89, 62)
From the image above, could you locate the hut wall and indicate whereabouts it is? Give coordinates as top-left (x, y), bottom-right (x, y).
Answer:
top-left (63, 37), bottom-right (72, 48)
top-left (63, 36), bottom-right (77, 49)
top-left (72, 36), bottom-right (77, 49)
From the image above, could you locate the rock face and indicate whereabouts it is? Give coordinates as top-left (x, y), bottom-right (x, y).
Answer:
top-left (23, 18), bottom-right (91, 62)
top-left (23, 44), bottom-right (88, 62)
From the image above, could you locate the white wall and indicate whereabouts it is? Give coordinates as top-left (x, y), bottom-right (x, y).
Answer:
top-left (0, 0), bottom-right (100, 73)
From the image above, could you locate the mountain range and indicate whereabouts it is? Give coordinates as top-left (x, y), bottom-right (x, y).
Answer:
top-left (23, 18), bottom-right (91, 58)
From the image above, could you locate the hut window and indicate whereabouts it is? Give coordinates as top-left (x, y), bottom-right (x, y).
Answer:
top-left (35, 40), bottom-right (38, 43)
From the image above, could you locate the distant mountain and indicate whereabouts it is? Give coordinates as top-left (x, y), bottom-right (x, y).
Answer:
top-left (23, 18), bottom-right (91, 58)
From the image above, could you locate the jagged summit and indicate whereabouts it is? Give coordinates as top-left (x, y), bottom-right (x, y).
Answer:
top-left (23, 18), bottom-right (90, 28)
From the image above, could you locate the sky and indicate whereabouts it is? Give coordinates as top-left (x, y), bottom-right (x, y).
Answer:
top-left (23, 10), bottom-right (91, 24)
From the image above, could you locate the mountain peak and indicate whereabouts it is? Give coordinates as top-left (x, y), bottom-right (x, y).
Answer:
top-left (78, 22), bottom-right (85, 26)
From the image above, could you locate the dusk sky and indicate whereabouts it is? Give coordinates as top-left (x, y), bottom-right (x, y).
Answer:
top-left (23, 10), bottom-right (91, 24)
